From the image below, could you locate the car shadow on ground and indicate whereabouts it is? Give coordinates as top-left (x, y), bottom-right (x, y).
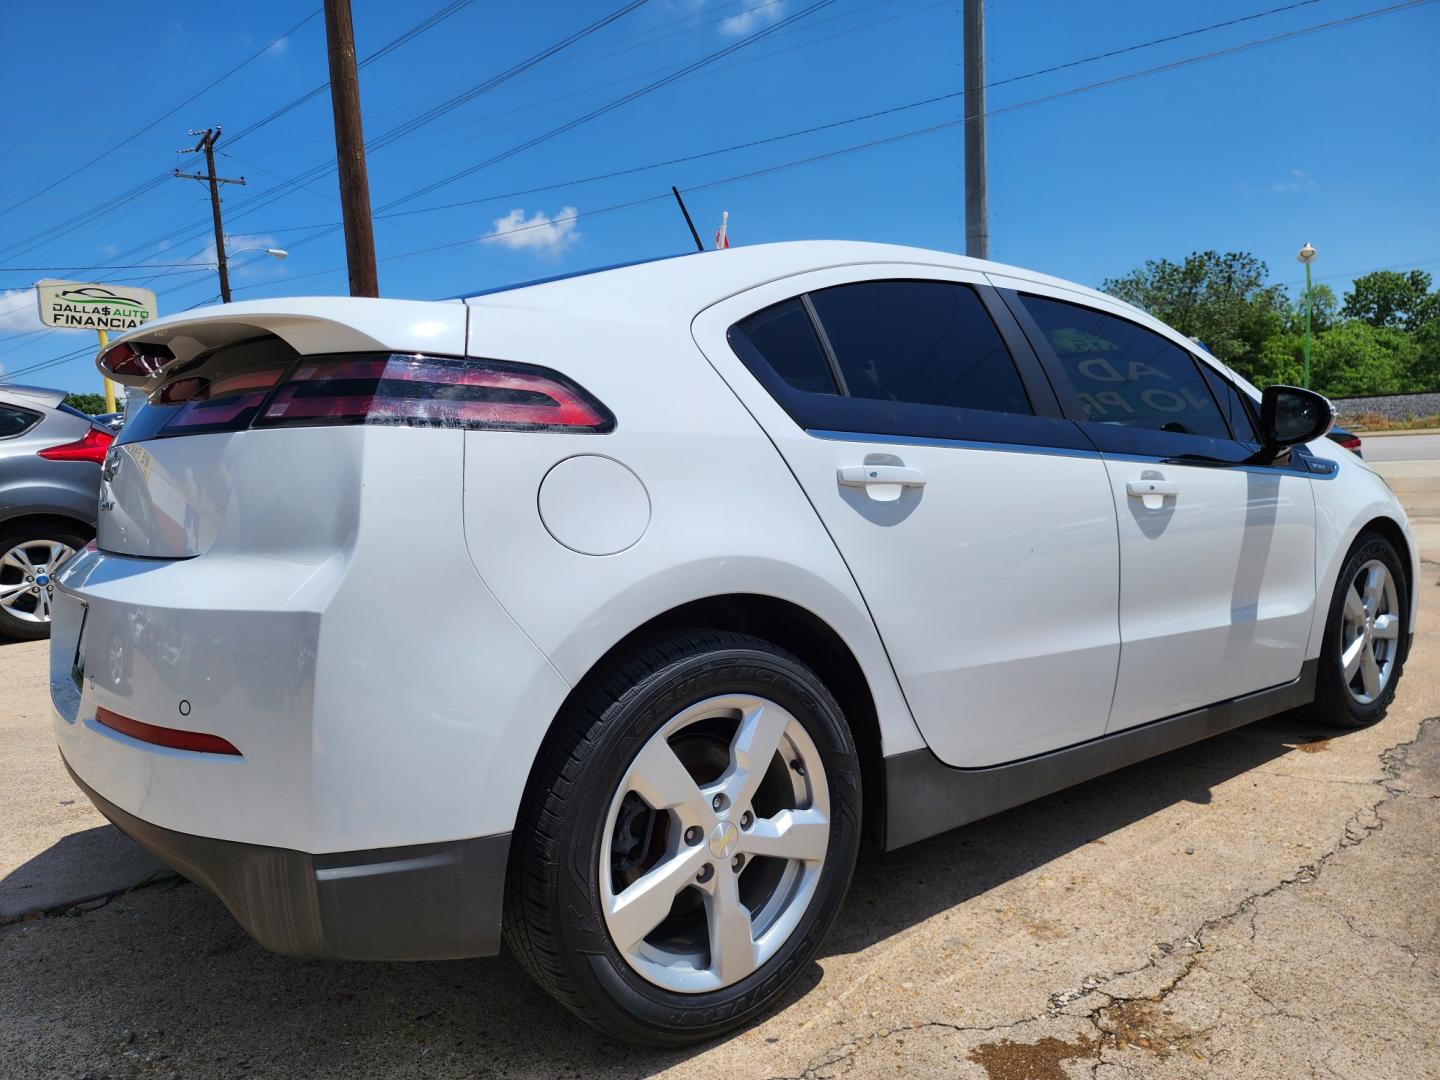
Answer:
top-left (0, 707), bottom-right (1349, 1077)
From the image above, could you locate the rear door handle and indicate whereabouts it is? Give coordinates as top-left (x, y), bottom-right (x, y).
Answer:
top-left (1126, 478), bottom-right (1178, 510)
top-left (837, 464), bottom-right (925, 502)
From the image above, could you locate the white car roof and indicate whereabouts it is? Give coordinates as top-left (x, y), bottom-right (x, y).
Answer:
top-left (456, 240), bottom-right (1132, 320)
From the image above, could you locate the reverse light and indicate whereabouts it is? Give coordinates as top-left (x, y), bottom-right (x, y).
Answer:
top-left (94, 707), bottom-right (242, 756)
top-left (37, 426), bottom-right (113, 464)
top-left (254, 354), bottom-right (615, 433)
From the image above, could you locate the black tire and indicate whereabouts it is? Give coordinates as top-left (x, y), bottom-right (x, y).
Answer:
top-left (503, 630), bottom-right (862, 1047)
top-left (0, 522), bottom-right (88, 642)
top-left (1312, 531), bottom-right (1409, 729)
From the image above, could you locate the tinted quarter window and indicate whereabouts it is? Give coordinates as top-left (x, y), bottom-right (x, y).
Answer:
top-left (730, 299), bottom-right (838, 396)
top-left (1198, 362), bottom-right (1259, 442)
top-left (1017, 294), bottom-right (1230, 439)
top-left (809, 281), bottom-right (1032, 415)
top-left (0, 405), bottom-right (39, 438)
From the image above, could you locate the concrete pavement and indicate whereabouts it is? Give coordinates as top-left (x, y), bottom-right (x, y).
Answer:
top-left (1355, 429), bottom-right (1440, 462)
top-left (2, 485), bottom-right (1438, 1078)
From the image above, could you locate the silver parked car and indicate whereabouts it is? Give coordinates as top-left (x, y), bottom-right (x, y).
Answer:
top-left (0, 383), bottom-right (112, 639)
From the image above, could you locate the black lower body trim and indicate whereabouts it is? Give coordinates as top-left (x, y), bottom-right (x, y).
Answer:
top-left (883, 659), bottom-right (1318, 850)
top-left (65, 759), bottom-right (509, 960)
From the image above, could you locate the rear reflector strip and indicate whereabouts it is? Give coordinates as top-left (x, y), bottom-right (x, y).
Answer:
top-left (95, 707), bottom-right (242, 756)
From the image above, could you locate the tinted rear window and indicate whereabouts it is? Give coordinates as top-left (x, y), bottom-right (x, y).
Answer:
top-left (731, 299), bottom-right (838, 396)
top-left (808, 281), bottom-right (1031, 414)
top-left (0, 405), bottom-right (40, 438)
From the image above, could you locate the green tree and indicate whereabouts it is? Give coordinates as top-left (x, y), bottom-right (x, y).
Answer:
top-left (1101, 251), bottom-right (1287, 383)
top-left (1283, 283), bottom-right (1337, 335)
top-left (1306, 323), bottom-right (1422, 398)
top-left (62, 392), bottom-right (108, 414)
top-left (1341, 269), bottom-right (1437, 331)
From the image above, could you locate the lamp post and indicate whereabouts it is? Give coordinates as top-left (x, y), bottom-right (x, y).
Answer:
top-left (215, 243), bottom-right (288, 302)
top-left (1297, 242), bottom-right (1317, 389)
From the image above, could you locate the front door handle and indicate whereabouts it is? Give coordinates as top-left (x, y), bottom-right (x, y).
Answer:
top-left (838, 464), bottom-right (925, 503)
top-left (1126, 477), bottom-right (1178, 510)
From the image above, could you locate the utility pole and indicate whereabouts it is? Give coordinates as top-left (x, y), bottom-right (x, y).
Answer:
top-left (175, 128), bottom-right (245, 302)
top-left (962, 0), bottom-right (988, 260)
top-left (324, 0), bottom-right (379, 297)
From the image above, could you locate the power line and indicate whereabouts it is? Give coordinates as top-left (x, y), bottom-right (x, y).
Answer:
top-left (49, 0), bottom-right (656, 282)
top-left (0, 262), bottom-right (213, 272)
top-left (0, 0), bottom-right (476, 268)
top-left (217, 0), bottom-right (1440, 294)
top-left (164, 0), bottom-right (1424, 239)
top-left (35, 0), bottom-right (1432, 315)
top-left (0, 10), bottom-right (322, 225)
top-left (374, 0), bottom-right (842, 215)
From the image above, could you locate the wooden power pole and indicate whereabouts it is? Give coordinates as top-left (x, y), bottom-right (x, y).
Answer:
top-left (963, 0), bottom-right (988, 260)
top-left (323, 0), bottom-right (379, 297)
top-left (175, 128), bottom-right (245, 303)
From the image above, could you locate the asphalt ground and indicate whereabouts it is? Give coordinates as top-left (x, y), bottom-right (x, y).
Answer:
top-left (2, 460), bottom-right (1437, 1080)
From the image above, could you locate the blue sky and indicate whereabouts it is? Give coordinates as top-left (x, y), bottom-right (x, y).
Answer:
top-left (1, 0), bottom-right (1437, 393)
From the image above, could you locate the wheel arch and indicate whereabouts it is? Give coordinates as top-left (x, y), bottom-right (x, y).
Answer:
top-left (0, 511), bottom-right (95, 542)
top-left (526, 593), bottom-right (889, 849)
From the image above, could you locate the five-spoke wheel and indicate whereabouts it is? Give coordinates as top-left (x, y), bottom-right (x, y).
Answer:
top-left (1316, 532), bottom-right (1408, 728)
top-left (504, 630), bottom-right (861, 1046)
top-left (600, 693), bottom-right (830, 992)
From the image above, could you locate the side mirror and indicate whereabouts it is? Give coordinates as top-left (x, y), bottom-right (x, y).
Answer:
top-left (1260, 385), bottom-right (1334, 453)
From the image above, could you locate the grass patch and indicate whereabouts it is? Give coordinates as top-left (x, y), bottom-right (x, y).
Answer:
top-left (1338, 412), bottom-right (1440, 433)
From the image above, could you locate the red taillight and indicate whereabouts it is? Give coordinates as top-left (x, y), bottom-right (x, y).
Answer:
top-left (94, 707), bottom-right (242, 756)
top-left (99, 340), bottom-right (173, 378)
top-left (38, 426), bottom-right (113, 464)
top-left (254, 354), bottom-right (614, 433)
top-left (1337, 435), bottom-right (1362, 451)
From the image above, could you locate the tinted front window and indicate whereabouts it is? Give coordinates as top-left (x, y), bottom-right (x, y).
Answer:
top-left (0, 405), bottom-right (39, 438)
top-left (1017, 295), bottom-right (1230, 439)
top-left (731, 299), bottom-right (838, 396)
top-left (809, 281), bottom-right (1031, 414)
top-left (1198, 363), bottom-right (1258, 442)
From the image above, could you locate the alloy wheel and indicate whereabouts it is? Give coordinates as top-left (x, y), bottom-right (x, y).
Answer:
top-left (1339, 558), bottom-right (1400, 705)
top-left (0, 539), bottom-right (75, 624)
top-left (598, 693), bottom-right (830, 994)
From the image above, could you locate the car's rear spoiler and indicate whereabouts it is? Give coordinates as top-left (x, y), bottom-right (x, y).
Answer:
top-left (0, 382), bottom-right (68, 410)
top-left (94, 297), bottom-right (468, 390)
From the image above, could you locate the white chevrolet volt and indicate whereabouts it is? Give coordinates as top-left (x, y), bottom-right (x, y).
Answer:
top-left (50, 242), bottom-right (1415, 1045)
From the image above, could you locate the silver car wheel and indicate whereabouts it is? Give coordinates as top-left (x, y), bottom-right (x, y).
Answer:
top-left (598, 693), bottom-right (830, 994)
top-left (1339, 558), bottom-right (1400, 705)
top-left (0, 539), bottom-right (75, 624)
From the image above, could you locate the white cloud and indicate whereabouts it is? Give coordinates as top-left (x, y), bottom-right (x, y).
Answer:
top-left (0, 288), bottom-right (83, 335)
top-left (720, 0), bottom-right (785, 36)
top-left (482, 207), bottom-right (580, 254)
top-left (1270, 168), bottom-right (1317, 193)
top-left (266, 36), bottom-right (290, 57)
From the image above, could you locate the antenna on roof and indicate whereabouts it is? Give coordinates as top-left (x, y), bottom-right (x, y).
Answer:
top-left (670, 186), bottom-right (705, 253)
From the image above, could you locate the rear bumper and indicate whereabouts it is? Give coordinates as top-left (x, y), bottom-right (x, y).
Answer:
top-left (67, 757), bottom-right (509, 960)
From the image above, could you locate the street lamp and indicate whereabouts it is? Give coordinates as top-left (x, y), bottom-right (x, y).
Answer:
top-left (228, 245), bottom-right (288, 261)
top-left (1297, 242), bottom-right (1318, 389)
top-left (215, 241), bottom-right (288, 303)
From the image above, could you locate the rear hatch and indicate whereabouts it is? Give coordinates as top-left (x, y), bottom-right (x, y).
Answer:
top-left (93, 300), bottom-right (468, 559)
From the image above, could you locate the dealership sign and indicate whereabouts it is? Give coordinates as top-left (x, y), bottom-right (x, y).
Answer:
top-left (35, 279), bottom-right (157, 331)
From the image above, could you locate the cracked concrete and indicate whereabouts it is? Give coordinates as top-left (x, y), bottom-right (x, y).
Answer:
top-left (2, 495), bottom-right (1438, 1077)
